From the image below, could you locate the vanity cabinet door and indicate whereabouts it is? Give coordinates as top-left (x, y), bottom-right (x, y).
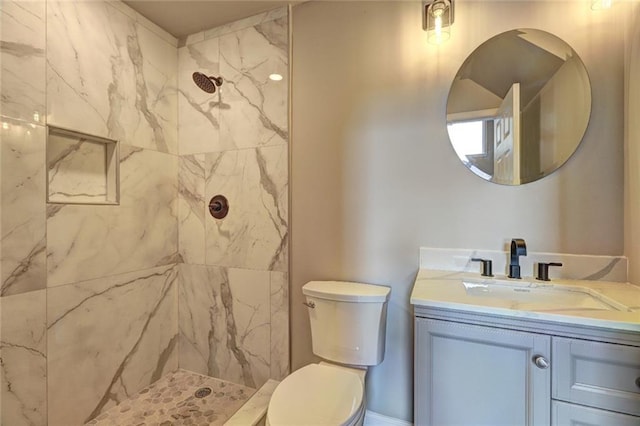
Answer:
top-left (415, 318), bottom-right (551, 426)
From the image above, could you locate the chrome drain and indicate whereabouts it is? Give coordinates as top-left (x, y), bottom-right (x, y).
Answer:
top-left (194, 387), bottom-right (212, 398)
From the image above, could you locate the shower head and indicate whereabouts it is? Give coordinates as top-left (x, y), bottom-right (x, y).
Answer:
top-left (192, 72), bottom-right (223, 94)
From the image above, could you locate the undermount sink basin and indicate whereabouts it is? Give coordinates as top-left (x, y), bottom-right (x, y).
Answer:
top-left (462, 279), bottom-right (630, 312)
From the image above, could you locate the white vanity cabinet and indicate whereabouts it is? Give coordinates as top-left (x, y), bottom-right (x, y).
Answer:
top-left (411, 269), bottom-right (640, 425)
top-left (414, 315), bottom-right (640, 426)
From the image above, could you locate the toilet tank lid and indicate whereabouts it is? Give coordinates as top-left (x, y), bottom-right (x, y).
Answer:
top-left (303, 281), bottom-right (391, 302)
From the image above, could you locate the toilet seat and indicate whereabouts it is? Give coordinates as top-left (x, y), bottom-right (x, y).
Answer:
top-left (267, 363), bottom-right (365, 426)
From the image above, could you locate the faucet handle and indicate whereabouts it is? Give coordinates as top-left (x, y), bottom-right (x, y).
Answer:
top-left (536, 262), bottom-right (563, 281)
top-left (471, 258), bottom-right (494, 277)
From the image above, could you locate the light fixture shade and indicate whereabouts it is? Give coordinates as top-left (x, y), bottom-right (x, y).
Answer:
top-left (423, 0), bottom-right (454, 45)
top-left (591, 0), bottom-right (613, 10)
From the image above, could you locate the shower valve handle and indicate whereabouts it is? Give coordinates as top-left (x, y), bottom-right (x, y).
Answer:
top-left (208, 195), bottom-right (229, 219)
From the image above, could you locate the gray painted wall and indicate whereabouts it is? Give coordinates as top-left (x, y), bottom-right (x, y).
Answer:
top-left (291, 1), bottom-right (626, 421)
top-left (625, 2), bottom-right (640, 283)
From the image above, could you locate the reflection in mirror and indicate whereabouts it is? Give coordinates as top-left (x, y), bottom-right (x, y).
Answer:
top-left (447, 29), bottom-right (591, 185)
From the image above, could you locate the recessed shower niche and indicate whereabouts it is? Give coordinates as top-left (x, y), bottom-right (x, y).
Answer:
top-left (46, 126), bottom-right (119, 204)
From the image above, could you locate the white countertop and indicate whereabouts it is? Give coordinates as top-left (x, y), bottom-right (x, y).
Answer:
top-left (411, 269), bottom-right (640, 332)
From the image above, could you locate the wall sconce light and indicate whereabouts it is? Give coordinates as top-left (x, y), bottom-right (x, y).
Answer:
top-left (591, 0), bottom-right (613, 10)
top-left (423, 0), bottom-right (454, 45)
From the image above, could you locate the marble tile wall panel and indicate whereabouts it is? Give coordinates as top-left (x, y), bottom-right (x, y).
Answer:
top-left (182, 31), bottom-right (205, 47)
top-left (178, 11), bottom-right (290, 393)
top-left (419, 247), bottom-right (629, 282)
top-left (46, 0), bottom-right (178, 154)
top-left (0, 289), bottom-right (47, 426)
top-left (178, 37), bottom-right (221, 155)
top-left (204, 145), bottom-right (288, 272)
top-left (0, 0), bottom-right (46, 125)
top-left (106, 0), bottom-right (178, 48)
top-left (47, 265), bottom-right (179, 426)
top-left (1, 119), bottom-right (46, 296)
top-left (134, 22), bottom-right (178, 152)
top-left (179, 264), bottom-right (270, 389)
top-left (178, 154), bottom-right (206, 264)
top-left (179, 8), bottom-right (287, 48)
top-left (270, 271), bottom-right (289, 380)
top-left (47, 145), bottom-right (178, 287)
top-left (202, 8), bottom-right (287, 42)
top-left (218, 15), bottom-right (289, 150)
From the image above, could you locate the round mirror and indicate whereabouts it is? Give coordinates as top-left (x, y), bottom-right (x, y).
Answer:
top-left (446, 29), bottom-right (591, 185)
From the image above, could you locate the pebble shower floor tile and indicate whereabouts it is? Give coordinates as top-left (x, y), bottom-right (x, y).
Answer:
top-left (86, 370), bottom-right (255, 426)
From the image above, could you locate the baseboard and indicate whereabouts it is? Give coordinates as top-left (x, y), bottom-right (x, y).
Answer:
top-left (364, 410), bottom-right (413, 426)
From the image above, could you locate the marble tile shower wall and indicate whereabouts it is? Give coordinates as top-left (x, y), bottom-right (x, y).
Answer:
top-left (1, 2), bottom-right (289, 425)
top-left (1, 1), bottom-right (180, 425)
top-left (176, 8), bottom-right (290, 389)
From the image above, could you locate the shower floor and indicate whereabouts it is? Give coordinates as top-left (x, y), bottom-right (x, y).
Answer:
top-left (86, 369), bottom-right (255, 426)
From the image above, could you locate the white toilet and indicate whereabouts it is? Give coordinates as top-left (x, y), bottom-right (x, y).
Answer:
top-left (267, 280), bottom-right (391, 426)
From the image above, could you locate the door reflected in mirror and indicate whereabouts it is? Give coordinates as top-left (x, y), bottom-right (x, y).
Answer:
top-left (447, 29), bottom-right (591, 185)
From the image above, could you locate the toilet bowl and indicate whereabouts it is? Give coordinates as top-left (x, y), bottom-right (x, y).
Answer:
top-left (266, 281), bottom-right (391, 426)
top-left (267, 363), bottom-right (367, 426)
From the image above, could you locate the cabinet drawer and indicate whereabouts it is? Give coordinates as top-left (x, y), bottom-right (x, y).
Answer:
top-left (553, 337), bottom-right (640, 416)
top-left (552, 401), bottom-right (640, 426)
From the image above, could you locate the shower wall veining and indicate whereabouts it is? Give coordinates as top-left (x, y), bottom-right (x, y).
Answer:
top-left (176, 8), bottom-right (289, 388)
top-left (0, 1), bottom-right (289, 425)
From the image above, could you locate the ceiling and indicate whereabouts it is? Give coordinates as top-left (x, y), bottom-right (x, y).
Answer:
top-left (123, 1), bottom-right (292, 39)
top-left (460, 30), bottom-right (565, 106)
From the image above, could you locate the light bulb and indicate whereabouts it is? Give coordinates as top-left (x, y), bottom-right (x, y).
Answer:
top-left (427, 1), bottom-right (450, 45)
top-left (435, 14), bottom-right (443, 40)
top-left (269, 73), bottom-right (283, 81)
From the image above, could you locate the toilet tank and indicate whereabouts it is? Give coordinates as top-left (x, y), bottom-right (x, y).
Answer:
top-left (302, 281), bottom-right (391, 366)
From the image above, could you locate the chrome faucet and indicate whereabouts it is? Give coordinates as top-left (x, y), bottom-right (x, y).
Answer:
top-left (508, 238), bottom-right (527, 279)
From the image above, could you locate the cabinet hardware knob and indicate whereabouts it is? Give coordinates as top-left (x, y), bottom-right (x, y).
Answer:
top-left (533, 355), bottom-right (549, 369)
top-left (302, 301), bottom-right (315, 309)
